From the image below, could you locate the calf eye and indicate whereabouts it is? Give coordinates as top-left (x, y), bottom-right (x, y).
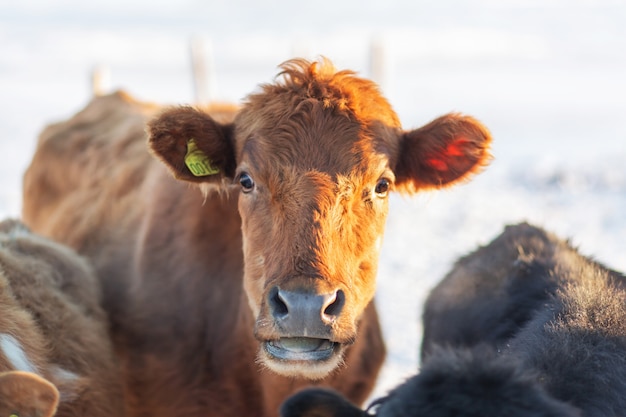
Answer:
top-left (374, 178), bottom-right (390, 197)
top-left (239, 173), bottom-right (255, 193)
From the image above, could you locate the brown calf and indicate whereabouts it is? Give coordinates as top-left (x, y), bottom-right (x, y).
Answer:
top-left (0, 219), bottom-right (125, 416)
top-left (23, 58), bottom-right (492, 416)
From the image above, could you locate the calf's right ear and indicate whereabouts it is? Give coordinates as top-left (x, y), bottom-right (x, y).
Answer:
top-left (0, 371), bottom-right (60, 417)
top-left (147, 107), bottom-right (237, 184)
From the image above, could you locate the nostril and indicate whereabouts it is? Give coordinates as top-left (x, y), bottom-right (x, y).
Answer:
top-left (322, 289), bottom-right (345, 321)
top-left (269, 287), bottom-right (289, 318)
top-left (269, 286), bottom-right (344, 329)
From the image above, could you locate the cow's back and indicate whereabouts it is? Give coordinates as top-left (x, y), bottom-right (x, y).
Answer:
top-left (421, 223), bottom-right (568, 357)
top-left (421, 222), bottom-right (626, 357)
top-left (23, 91), bottom-right (158, 256)
top-left (22, 92), bottom-right (161, 328)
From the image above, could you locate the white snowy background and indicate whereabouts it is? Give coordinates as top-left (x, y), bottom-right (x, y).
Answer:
top-left (1, 0), bottom-right (625, 404)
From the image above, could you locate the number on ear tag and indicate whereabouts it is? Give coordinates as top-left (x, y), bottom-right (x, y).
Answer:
top-left (184, 139), bottom-right (220, 176)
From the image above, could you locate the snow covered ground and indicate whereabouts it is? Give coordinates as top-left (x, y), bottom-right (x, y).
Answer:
top-left (1, 0), bottom-right (625, 402)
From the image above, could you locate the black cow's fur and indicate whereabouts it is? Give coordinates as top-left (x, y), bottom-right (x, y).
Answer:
top-left (281, 346), bottom-right (580, 416)
top-left (281, 223), bottom-right (626, 417)
top-left (422, 222), bottom-right (626, 415)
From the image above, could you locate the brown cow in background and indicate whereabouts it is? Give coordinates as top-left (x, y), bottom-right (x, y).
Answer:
top-left (22, 58), bottom-right (492, 416)
top-left (0, 219), bottom-right (125, 416)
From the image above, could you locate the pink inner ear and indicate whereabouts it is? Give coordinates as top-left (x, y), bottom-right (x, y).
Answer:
top-left (426, 137), bottom-right (470, 171)
top-left (426, 158), bottom-right (448, 171)
top-left (444, 137), bottom-right (469, 157)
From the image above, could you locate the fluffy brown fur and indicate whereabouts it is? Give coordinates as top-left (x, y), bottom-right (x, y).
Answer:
top-left (0, 219), bottom-right (125, 416)
top-left (22, 58), bottom-right (492, 417)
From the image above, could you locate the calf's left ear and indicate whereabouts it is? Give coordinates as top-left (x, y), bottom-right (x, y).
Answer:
top-left (147, 106), bottom-right (236, 184)
top-left (393, 113), bottom-right (492, 193)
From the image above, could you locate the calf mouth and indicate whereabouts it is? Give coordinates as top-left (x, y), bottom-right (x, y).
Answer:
top-left (264, 337), bottom-right (339, 361)
top-left (259, 337), bottom-right (346, 379)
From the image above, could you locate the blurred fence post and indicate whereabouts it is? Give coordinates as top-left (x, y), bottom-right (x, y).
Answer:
top-left (91, 64), bottom-right (111, 96)
top-left (190, 36), bottom-right (216, 104)
top-left (369, 37), bottom-right (387, 92)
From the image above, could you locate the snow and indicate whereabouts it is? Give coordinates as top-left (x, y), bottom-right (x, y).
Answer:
top-left (1, 0), bottom-right (625, 403)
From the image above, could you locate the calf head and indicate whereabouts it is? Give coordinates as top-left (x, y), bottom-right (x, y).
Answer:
top-left (148, 58), bottom-right (492, 379)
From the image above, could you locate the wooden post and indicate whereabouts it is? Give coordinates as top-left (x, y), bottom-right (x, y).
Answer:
top-left (369, 38), bottom-right (387, 91)
top-left (190, 36), bottom-right (216, 104)
top-left (91, 64), bottom-right (111, 96)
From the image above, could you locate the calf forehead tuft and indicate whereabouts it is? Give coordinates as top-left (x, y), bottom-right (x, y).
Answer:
top-left (244, 58), bottom-right (401, 129)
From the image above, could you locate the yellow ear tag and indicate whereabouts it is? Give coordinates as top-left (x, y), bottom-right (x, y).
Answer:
top-left (184, 139), bottom-right (220, 176)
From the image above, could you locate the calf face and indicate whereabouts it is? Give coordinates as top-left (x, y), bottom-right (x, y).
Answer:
top-left (148, 58), bottom-right (492, 378)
